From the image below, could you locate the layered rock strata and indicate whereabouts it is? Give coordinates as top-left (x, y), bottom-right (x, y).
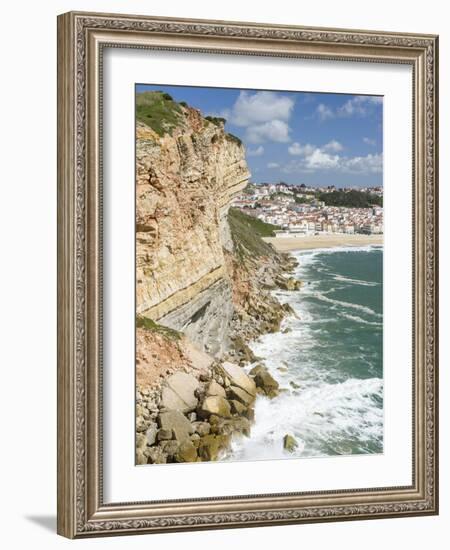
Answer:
top-left (136, 100), bottom-right (249, 355)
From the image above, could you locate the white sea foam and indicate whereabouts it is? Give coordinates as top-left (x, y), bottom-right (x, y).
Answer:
top-left (339, 312), bottom-right (383, 327)
top-left (332, 274), bottom-right (379, 287)
top-left (228, 377), bottom-right (383, 461)
top-left (226, 245), bottom-right (384, 462)
top-left (313, 292), bottom-right (382, 318)
top-left (293, 244), bottom-right (383, 260)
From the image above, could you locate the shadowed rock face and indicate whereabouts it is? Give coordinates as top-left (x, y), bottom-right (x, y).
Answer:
top-left (157, 277), bottom-right (234, 357)
top-left (136, 103), bottom-right (250, 356)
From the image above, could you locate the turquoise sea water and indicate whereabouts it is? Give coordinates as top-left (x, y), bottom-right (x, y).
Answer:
top-left (229, 245), bottom-right (384, 461)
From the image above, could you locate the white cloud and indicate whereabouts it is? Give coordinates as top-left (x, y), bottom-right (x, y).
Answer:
top-left (315, 96), bottom-right (382, 121)
top-left (230, 91), bottom-right (294, 126)
top-left (223, 91), bottom-right (295, 144)
top-left (340, 153), bottom-right (383, 174)
top-left (283, 141), bottom-right (382, 175)
top-left (247, 145), bottom-right (264, 157)
top-left (288, 142), bottom-right (315, 156)
top-left (289, 140), bottom-right (342, 156)
top-left (305, 149), bottom-right (340, 170)
top-left (246, 120), bottom-right (291, 144)
top-left (363, 137), bottom-right (376, 146)
top-left (316, 103), bottom-right (334, 121)
top-left (323, 139), bottom-right (343, 152)
top-left (339, 96), bottom-right (383, 117)
top-left (267, 162), bottom-right (280, 169)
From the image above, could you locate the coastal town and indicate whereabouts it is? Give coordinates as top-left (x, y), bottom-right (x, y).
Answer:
top-left (232, 182), bottom-right (383, 237)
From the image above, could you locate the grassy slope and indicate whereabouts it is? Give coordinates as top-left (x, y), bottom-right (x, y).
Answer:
top-left (136, 91), bottom-right (183, 136)
top-left (228, 207), bottom-right (281, 259)
top-left (136, 316), bottom-right (182, 341)
top-left (136, 91), bottom-right (245, 150)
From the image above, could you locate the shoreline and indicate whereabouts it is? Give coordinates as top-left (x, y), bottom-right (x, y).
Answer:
top-left (229, 240), bottom-right (384, 461)
top-left (264, 233), bottom-right (383, 252)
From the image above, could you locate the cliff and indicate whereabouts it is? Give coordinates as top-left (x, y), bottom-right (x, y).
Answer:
top-left (135, 91), bottom-right (299, 464)
top-left (136, 92), bottom-right (250, 356)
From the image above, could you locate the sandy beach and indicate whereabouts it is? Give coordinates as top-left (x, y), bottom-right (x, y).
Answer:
top-left (264, 233), bottom-right (383, 252)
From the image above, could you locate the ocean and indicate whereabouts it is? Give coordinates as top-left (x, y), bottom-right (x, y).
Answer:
top-left (228, 245), bottom-right (384, 461)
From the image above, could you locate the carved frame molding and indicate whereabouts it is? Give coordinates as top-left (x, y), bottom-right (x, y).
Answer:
top-left (57, 11), bottom-right (438, 538)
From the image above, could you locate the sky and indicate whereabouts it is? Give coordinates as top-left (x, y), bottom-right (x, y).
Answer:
top-left (136, 83), bottom-right (383, 188)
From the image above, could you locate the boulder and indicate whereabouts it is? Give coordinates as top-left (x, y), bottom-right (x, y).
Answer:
top-left (136, 433), bottom-right (147, 451)
top-left (175, 440), bottom-right (198, 463)
top-left (229, 416), bottom-right (251, 437)
top-left (227, 385), bottom-right (255, 406)
top-left (160, 372), bottom-right (200, 413)
top-left (157, 410), bottom-right (194, 443)
top-left (198, 434), bottom-right (231, 461)
top-left (219, 362), bottom-right (256, 398)
top-left (136, 415), bottom-right (147, 433)
top-left (145, 422), bottom-right (158, 446)
top-left (206, 380), bottom-right (226, 398)
top-left (252, 366), bottom-right (279, 398)
top-left (136, 403), bottom-right (147, 418)
top-left (136, 450), bottom-right (147, 465)
top-left (229, 399), bottom-right (247, 416)
top-left (213, 417), bottom-right (251, 437)
top-left (209, 415), bottom-right (221, 426)
top-left (249, 364), bottom-right (266, 377)
top-left (187, 412), bottom-right (197, 422)
top-left (283, 434), bottom-right (298, 453)
top-left (147, 446), bottom-right (167, 464)
top-left (232, 335), bottom-right (257, 363)
top-left (244, 407), bottom-right (255, 421)
top-left (157, 428), bottom-right (173, 441)
top-left (161, 440), bottom-right (179, 458)
top-left (198, 396), bottom-right (232, 419)
top-left (277, 277), bottom-right (303, 291)
top-left (192, 421), bottom-right (211, 436)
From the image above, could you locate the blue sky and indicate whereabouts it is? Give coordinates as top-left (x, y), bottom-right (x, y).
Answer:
top-left (136, 84), bottom-right (383, 187)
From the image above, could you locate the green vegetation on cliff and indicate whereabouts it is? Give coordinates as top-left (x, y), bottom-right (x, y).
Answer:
top-left (205, 115), bottom-right (226, 126)
top-left (136, 315), bottom-right (182, 340)
top-left (228, 208), bottom-right (280, 260)
top-left (137, 91), bottom-right (245, 147)
top-left (226, 133), bottom-right (243, 147)
top-left (136, 91), bottom-right (183, 136)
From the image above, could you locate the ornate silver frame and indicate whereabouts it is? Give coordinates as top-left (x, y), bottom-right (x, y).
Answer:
top-left (57, 11), bottom-right (439, 538)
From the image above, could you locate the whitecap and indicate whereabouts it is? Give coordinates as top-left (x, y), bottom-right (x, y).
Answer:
top-left (313, 292), bottom-right (382, 318)
top-left (227, 377), bottom-right (384, 462)
top-left (332, 274), bottom-right (379, 287)
top-left (338, 312), bottom-right (383, 327)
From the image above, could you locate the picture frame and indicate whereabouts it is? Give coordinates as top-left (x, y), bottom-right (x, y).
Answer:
top-left (57, 11), bottom-right (439, 538)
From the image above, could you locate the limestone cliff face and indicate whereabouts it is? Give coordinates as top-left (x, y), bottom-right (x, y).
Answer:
top-left (136, 103), bottom-right (250, 356)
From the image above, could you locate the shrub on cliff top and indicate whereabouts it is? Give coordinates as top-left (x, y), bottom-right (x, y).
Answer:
top-left (205, 115), bottom-right (227, 126)
top-left (226, 133), bottom-right (243, 147)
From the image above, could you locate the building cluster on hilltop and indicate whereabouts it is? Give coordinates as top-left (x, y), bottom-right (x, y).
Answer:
top-left (232, 183), bottom-right (383, 236)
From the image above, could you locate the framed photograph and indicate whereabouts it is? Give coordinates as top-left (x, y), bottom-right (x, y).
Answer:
top-left (57, 11), bottom-right (439, 538)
